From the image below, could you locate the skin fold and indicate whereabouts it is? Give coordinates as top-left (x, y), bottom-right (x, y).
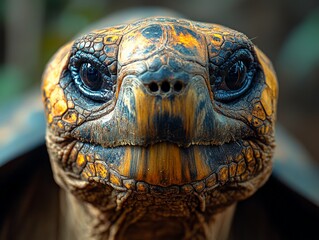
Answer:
top-left (42, 17), bottom-right (278, 239)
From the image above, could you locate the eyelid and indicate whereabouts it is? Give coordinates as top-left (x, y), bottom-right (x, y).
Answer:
top-left (69, 52), bottom-right (107, 73)
top-left (220, 49), bottom-right (254, 72)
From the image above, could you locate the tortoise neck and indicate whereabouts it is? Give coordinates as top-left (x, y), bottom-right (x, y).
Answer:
top-left (59, 190), bottom-right (235, 240)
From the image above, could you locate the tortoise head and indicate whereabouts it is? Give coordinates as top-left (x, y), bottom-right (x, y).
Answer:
top-left (42, 17), bottom-right (278, 212)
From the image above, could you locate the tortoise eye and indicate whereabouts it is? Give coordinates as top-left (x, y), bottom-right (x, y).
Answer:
top-left (225, 61), bottom-right (247, 90)
top-left (211, 49), bottom-right (256, 102)
top-left (79, 63), bottom-right (103, 91)
top-left (69, 52), bottom-right (115, 102)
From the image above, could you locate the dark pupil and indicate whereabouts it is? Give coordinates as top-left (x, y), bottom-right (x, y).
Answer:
top-left (225, 61), bottom-right (247, 90)
top-left (79, 63), bottom-right (102, 91)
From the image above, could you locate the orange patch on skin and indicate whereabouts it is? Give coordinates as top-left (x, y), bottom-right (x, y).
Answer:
top-left (57, 121), bottom-right (64, 129)
top-left (94, 25), bottom-right (126, 35)
top-left (76, 153), bottom-right (86, 168)
top-left (88, 163), bottom-right (96, 175)
top-left (260, 87), bottom-right (273, 117)
top-left (51, 87), bottom-right (68, 117)
top-left (255, 46), bottom-right (278, 117)
top-left (252, 102), bottom-right (266, 120)
top-left (95, 162), bottom-right (108, 178)
top-left (171, 30), bottom-right (200, 49)
top-left (42, 42), bottom-right (73, 98)
top-left (104, 35), bottom-right (120, 45)
top-left (62, 111), bottom-right (78, 124)
top-left (42, 42), bottom-right (73, 121)
top-left (210, 33), bottom-right (224, 47)
top-left (47, 114), bottom-right (53, 124)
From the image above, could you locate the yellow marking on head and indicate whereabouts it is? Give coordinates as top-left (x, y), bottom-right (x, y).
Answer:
top-left (86, 155), bottom-right (93, 162)
top-left (171, 30), bottom-right (200, 49)
top-left (81, 171), bottom-right (89, 179)
top-left (260, 87), bottom-right (273, 116)
top-left (88, 163), bottom-right (96, 175)
top-left (211, 33), bottom-right (224, 47)
top-left (255, 46), bottom-right (278, 117)
top-left (252, 102), bottom-right (266, 120)
top-left (42, 42), bottom-right (73, 121)
top-left (94, 25), bottom-right (126, 35)
top-left (62, 111), bottom-right (78, 124)
top-left (81, 163), bottom-right (95, 179)
top-left (57, 121), bottom-right (64, 129)
top-left (47, 114), bottom-right (53, 124)
top-left (76, 153), bottom-right (86, 168)
top-left (51, 88), bottom-right (67, 117)
top-left (42, 42), bottom-right (73, 98)
top-left (104, 35), bottom-right (120, 44)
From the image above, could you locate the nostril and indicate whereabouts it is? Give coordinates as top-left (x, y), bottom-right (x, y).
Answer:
top-left (173, 81), bottom-right (183, 92)
top-left (149, 82), bottom-right (159, 92)
top-left (161, 81), bottom-right (170, 93)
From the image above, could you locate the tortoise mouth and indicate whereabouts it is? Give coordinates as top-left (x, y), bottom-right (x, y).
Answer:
top-left (62, 137), bottom-right (269, 192)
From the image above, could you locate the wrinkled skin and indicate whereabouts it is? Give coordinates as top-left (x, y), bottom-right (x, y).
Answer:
top-left (42, 17), bottom-right (278, 239)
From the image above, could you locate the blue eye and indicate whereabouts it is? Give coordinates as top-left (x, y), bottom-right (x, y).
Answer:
top-left (79, 63), bottom-right (102, 91)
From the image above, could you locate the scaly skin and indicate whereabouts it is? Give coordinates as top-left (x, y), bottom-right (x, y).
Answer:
top-left (42, 17), bottom-right (278, 239)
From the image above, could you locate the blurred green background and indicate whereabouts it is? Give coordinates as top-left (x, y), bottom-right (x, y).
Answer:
top-left (0, 0), bottom-right (319, 162)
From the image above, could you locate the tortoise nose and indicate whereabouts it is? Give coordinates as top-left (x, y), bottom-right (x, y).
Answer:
top-left (145, 80), bottom-right (185, 95)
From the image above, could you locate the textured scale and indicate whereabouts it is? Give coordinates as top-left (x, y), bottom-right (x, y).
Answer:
top-left (42, 17), bottom-right (278, 240)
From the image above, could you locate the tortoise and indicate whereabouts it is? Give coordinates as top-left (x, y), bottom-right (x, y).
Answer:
top-left (41, 16), bottom-right (278, 239)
